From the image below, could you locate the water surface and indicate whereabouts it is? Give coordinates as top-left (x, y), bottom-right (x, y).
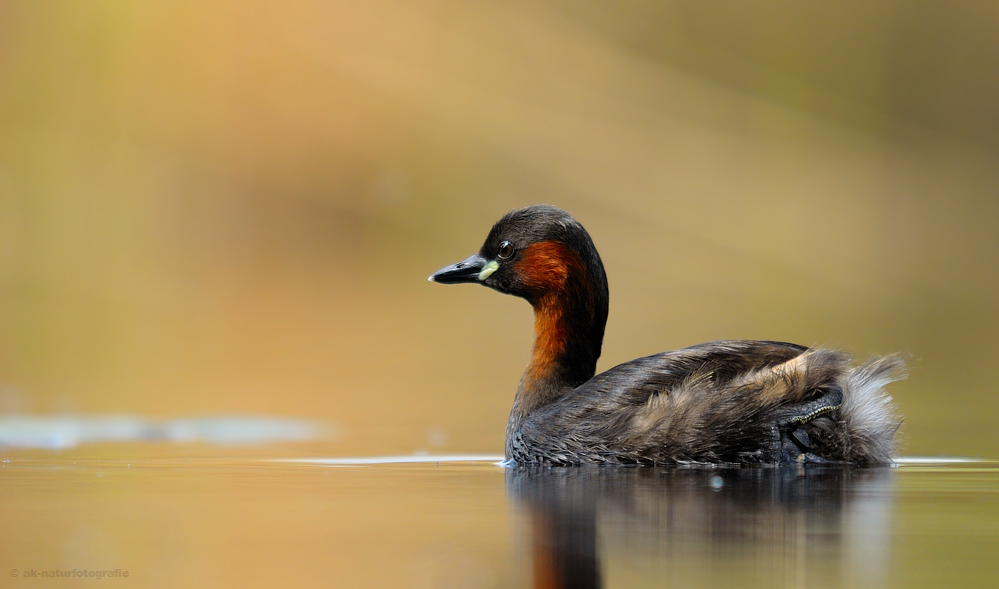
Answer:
top-left (2, 451), bottom-right (997, 588)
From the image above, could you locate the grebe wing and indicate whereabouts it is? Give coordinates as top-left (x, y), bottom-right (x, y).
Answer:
top-left (578, 339), bottom-right (811, 407)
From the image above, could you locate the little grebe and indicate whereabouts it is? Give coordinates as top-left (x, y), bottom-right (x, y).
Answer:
top-left (430, 205), bottom-right (903, 465)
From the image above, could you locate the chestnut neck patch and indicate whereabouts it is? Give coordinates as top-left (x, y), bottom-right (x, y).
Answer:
top-left (515, 241), bottom-right (600, 413)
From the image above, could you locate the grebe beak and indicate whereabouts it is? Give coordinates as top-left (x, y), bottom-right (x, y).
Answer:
top-left (429, 253), bottom-right (493, 284)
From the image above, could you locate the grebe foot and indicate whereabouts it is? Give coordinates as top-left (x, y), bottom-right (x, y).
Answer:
top-left (766, 386), bottom-right (843, 462)
top-left (773, 386), bottom-right (843, 429)
top-left (771, 429), bottom-right (827, 463)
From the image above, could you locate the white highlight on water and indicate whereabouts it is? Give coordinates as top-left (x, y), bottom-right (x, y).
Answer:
top-left (275, 455), bottom-right (506, 466)
top-left (0, 415), bottom-right (331, 449)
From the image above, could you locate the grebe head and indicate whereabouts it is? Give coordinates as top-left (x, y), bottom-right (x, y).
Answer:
top-left (430, 205), bottom-right (609, 399)
top-left (429, 204), bottom-right (607, 308)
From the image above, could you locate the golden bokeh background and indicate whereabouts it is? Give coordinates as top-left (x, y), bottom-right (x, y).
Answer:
top-left (2, 1), bottom-right (998, 457)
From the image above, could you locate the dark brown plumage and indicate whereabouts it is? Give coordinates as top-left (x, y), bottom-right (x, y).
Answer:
top-left (430, 205), bottom-right (903, 466)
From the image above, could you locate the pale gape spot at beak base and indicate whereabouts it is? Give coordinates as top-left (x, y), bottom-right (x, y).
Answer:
top-left (478, 260), bottom-right (499, 281)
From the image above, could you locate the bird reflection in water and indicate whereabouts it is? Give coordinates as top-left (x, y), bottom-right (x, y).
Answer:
top-left (507, 466), bottom-right (893, 589)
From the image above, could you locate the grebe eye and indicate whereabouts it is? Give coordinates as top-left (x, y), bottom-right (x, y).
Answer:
top-left (497, 241), bottom-right (514, 259)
